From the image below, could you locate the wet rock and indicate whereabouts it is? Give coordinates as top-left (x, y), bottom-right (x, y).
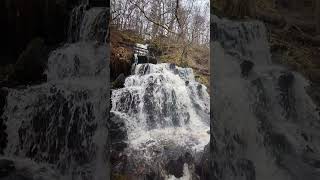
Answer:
top-left (240, 60), bottom-right (254, 77)
top-left (166, 156), bottom-right (184, 178)
top-left (0, 159), bottom-right (15, 177)
top-left (148, 56), bottom-right (157, 64)
top-left (306, 84), bottom-right (320, 109)
top-left (169, 64), bottom-right (176, 70)
top-left (235, 159), bottom-right (256, 180)
top-left (89, 0), bottom-right (109, 7)
top-left (112, 73), bottom-right (126, 89)
top-left (0, 89), bottom-right (8, 154)
top-left (9, 38), bottom-right (49, 84)
top-left (278, 72), bottom-right (294, 90)
top-left (0, 89), bottom-right (7, 116)
top-left (109, 113), bottom-right (128, 151)
top-left (307, 69), bottom-right (320, 84)
top-left (277, 72), bottom-right (296, 118)
top-left (165, 152), bottom-right (195, 178)
top-left (138, 56), bottom-right (148, 64)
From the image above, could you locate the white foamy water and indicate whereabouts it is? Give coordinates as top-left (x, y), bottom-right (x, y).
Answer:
top-left (111, 63), bottom-right (210, 157)
top-left (211, 14), bottom-right (320, 180)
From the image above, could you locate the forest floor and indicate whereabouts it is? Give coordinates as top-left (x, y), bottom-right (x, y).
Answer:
top-left (110, 27), bottom-right (210, 87)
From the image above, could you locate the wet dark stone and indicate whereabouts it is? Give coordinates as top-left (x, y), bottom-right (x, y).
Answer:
top-left (145, 172), bottom-right (157, 180)
top-left (113, 73), bottom-right (126, 89)
top-left (166, 156), bottom-right (184, 178)
top-left (0, 89), bottom-right (8, 154)
top-left (301, 132), bottom-right (309, 141)
top-left (112, 142), bottom-right (128, 152)
top-left (138, 56), bottom-right (148, 64)
top-left (148, 56), bottom-right (157, 64)
top-left (310, 160), bottom-right (320, 168)
top-left (169, 64), bottom-right (176, 70)
top-left (265, 132), bottom-right (292, 159)
top-left (240, 60), bottom-right (254, 77)
top-left (197, 84), bottom-right (202, 91)
top-left (236, 159), bottom-right (256, 180)
top-left (8, 38), bottom-right (49, 84)
top-left (89, 0), bottom-right (109, 7)
top-left (74, 55), bottom-right (80, 75)
top-left (0, 89), bottom-right (7, 115)
top-left (306, 84), bottom-right (320, 109)
top-left (277, 72), bottom-right (296, 118)
top-left (0, 159), bottom-right (15, 177)
top-left (278, 72), bottom-right (294, 90)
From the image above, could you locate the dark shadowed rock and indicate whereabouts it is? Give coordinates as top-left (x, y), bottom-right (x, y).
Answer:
top-left (169, 63), bottom-right (176, 69)
top-left (9, 38), bottom-right (49, 84)
top-left (0, 159), bottom-right (15, 177)
top-left (306, 84), bottom-right (320, 109)
top-left (89, 0), bottom-right (109, 7)
top-left (0, 0), bottom-right (71, 65)
top-left (113, 73), bottom-right (126, 89)
top-left (240, 60), bottom-right (254, 77)
top-left (166, 156), bottom-right (184, 178)
top-left (278, 72), bottom-right (294, 90)
top-left (0, 89), bottom-right (8, 154)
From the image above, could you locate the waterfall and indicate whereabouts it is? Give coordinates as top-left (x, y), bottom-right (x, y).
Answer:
top-left (68, 1), bottom-right (108, 43)
top-left (111, 63), bottom-right (210, 179)
top-left (211, 15), bottom-right (320, 180)
top-left (1, 4), bottom-right (110, 180)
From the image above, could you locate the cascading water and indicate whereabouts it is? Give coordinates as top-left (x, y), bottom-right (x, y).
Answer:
top-left (0, 3), bottom-right (110, 180)
top-left (211, 15), bottom-right (320, 180)
top-left (111, 63), bottom-right (210, 179)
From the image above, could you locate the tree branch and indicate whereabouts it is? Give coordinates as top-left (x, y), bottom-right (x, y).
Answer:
top-left (129, 0), bottom-right (178, 35)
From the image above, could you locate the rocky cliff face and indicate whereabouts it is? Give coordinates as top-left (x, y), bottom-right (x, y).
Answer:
top-left (0, 0), bottom-right (98, 66)
top-left (0, 2), bottom-right (110, 180)
top-left (210, 15), bottom-right (320, 180)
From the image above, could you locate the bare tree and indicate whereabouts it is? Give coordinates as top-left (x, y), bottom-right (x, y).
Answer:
top-left (111, 0), bottom-right (209, 46)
